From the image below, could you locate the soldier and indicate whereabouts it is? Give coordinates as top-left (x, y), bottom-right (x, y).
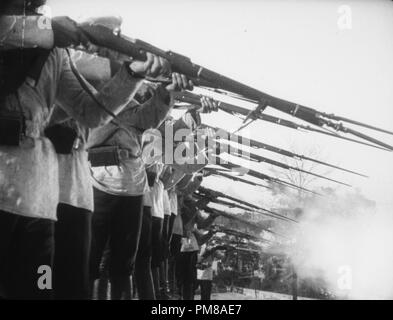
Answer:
top-left (0, 0), bottom-right (171, 299)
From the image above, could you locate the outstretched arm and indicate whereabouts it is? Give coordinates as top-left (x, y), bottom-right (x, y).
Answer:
top-left (56, 49), bottom-right (170, 128)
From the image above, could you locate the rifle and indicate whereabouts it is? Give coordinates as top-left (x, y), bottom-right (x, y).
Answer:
top-left (195, 192), bottom-right (253, 211)
top-left (71, 21), bottom-right (393, 150)
top-left (202, 205), bottom-right (281, 237)
top-left (213, 225), bottom-right (267, 242)
top-left (167, 132), bottom-right (320, 195)
top-left (174, 91), bottom-right (390, 151)
top-left (195, 191), bottom-right (294, 223)
top-left (215, 141), bottom-right (352, 187)
top-left (202, 125), bottom-right (368, 178)
top-left (195, 186), bottom-right (298, 223)
top-left (212, 156), bottom-right (322, 196)
top-left (203, 167), bottom-right (272, 190)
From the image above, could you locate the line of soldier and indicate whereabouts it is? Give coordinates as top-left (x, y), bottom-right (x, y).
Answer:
top-left (0, 0), bottom-right (230, 300)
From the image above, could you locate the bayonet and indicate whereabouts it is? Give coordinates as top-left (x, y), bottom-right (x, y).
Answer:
top-left (321, 113), bottom-right (393, 136)
top-left (203, 125), bottom-right (368, 178)
top-left (215, 141), bottom-right (352, 187)
top-left (214, 157), bottom-right (322, 196)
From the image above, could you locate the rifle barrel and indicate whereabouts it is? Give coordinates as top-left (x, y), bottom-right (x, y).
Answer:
top-left (217, 142), bottom-right (352, 187)
top-left (203, 125), bottom-right (368, 178)
top-left (176, 91), bottom-right (390, 151)
top-left (205, 168), bottom-right (271, 189)
top-left (322, 114), bottom-right (393, 136)
top-left (258, 114), bottom-right (390, 151)
top-left (217, 159), bottom-right (322, 196)
top-left (198, 186), bottom-right (298, 223)
top-left (204, 207), bottom-right (282, 237)
top-left (214, 226), bottom-right (263, 241)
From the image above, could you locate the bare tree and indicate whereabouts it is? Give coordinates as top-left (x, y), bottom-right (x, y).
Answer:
top-left (270, 143), bottom-right (333, 205)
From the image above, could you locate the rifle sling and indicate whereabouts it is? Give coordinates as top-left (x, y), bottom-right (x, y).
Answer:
top-left (66, 49), bottom-right (140, 158)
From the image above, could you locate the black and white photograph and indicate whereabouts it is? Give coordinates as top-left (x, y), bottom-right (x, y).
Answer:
top-left (1, 0), bottom-right (393, 307)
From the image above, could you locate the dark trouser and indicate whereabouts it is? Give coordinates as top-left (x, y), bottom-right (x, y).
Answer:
top-left (161, 214), bottom-right (176, 297)
top-left (53, 203), bottom-right (92, 300)
top-left (134, 206), bottom-right (155, 300)
top-left (170, 234), bottom-right (182, 261)
top-left (198, 280), bottom-right (212, 300)
top-left (159, 215), bottom-right (171, 297)
top-left (169, 233), bottom-right (182, 294)
top-left (0, 210), bottom-right (55, 300)
top-left (90, 188), bottom-right (143, 300)
top-left (168, 213), bottom-right (176, 243)
top-left (151, 216), bottom-right (164, 268)
top-left (162, 215), bottom-right (170, 259)
top-left (178, 251), bottom-right (198, 300)
top-left (97, 245), bottom-right (111, 300)
top-left (151, 216), bottom-right (163, 298)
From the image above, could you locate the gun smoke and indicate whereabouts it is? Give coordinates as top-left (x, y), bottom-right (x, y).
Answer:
top-left (285, 189), bottom-right (393, 299)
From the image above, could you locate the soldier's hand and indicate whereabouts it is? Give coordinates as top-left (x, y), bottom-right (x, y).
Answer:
top-left (166, 73), bottom-right (194, 92)
top-left (130, 53), bottom-right (171, 78)
top-left (210, 225), bottom-right (220, 233)
top-left (196, 197), bottom-right (210, 209)
top-left (209, 210), bottom-right (221, 219)
top-left (52, 16), bottom-right (90, 48)
top-left (200, 96), bottom-right (218, 113)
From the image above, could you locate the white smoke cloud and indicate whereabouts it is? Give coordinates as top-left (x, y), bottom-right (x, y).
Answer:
top-left (288, 191), bottom-right (393, 299)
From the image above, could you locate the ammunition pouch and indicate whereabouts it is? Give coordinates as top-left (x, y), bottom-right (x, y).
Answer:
top-left (0, 113), bottom-right (26, 147)
top-left (197, 262), bottom-right (211, 270)
top-left (88, 146), bottom-right (120, 167)
top-left (88, 146), bottom-right (135, 167)
top-left (44, 124), bottom-right (78, 154)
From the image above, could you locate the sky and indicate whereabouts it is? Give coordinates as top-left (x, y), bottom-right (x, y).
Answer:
top-left (47, 0), bottom-right (393, 212)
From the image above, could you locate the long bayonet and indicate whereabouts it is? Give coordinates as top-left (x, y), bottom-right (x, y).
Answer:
top-left (203, 125), bottom-right (368, 178)
top-left (321, 113), bottom-right (393, 136)
top-left (214, 157), bottom-right (322, 196)
top-left (215, 141), bottom-right (352, 187)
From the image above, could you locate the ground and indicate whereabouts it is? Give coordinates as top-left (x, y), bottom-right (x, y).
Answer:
top-left (195, 289), bottom-right (314, 300)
